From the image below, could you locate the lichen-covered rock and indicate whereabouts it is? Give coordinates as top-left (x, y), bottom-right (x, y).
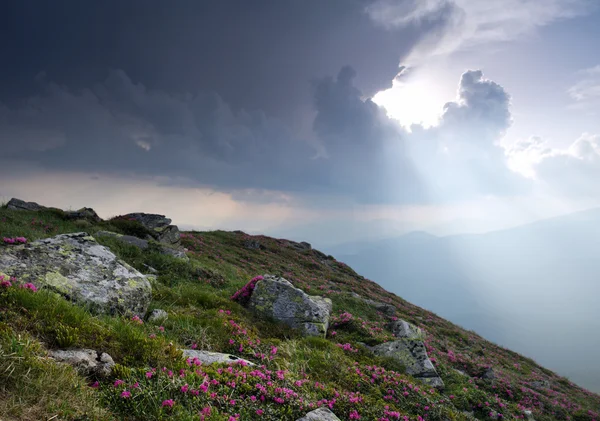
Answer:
top-left (94, 231), bottom-right (188, 261)
top-left (369, 339), bottom-right (444, 388)
top-left (247, 275), bottom-right (332, 337)
top-left (146, 308), bottom-right (168, 323)
top-left (182, 350), bottom-right (254, 366)
top-left (64, 207), bottom-right (102, 223)
top-left (6, 197), bottom-right (46, 211)
top-left (0, 232), bottom-right (152, 315)
top-left (388, 319), bottom-right (422, 338)
top-left (296, 407), bottom-right (341, 421)
top-left (121, 212), bottom-right (180, 244)
top-left (48, 349), bottom-right (115, 378)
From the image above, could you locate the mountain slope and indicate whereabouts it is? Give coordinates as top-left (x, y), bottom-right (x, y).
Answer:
top-left (1, 204), bottom-right (599, 421)
top-left (329, 208), bottom-right (600, 393)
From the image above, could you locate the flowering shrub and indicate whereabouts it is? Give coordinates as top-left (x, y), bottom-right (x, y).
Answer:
top-left (230, 275), bottom-right (263, 305)
top-left (2, 236), bottom-right (27, 244)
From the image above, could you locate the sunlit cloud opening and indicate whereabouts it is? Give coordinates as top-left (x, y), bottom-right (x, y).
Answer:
top-left (372, 68), bottom-right (446, 129)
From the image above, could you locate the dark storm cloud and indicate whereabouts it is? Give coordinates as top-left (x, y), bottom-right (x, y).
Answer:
top-left (0, 1), bottom-right (531, 204)
top-left (0, 66), bottom-right (528, 204)
top-left (0, 0), bottom-right (438, 121)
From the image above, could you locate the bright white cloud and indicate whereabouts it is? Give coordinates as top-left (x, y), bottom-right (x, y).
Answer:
top-left (366, 0), bottom-right (596, 64)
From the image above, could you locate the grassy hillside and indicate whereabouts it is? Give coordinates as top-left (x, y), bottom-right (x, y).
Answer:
top-left (1, 205), bottom-right (599, 421)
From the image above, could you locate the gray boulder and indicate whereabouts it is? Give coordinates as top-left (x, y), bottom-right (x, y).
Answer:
top-left (182, 350), bottom-right (254, 366)
top-left (350, 292), bottom-right (396, 316)
top-left (369, 339), bottom-right (444, 388)
top-left (244, 239), bottom-right (263, 250)
top-left (388, 319), bottom-right (422, 339)
top-left (64, 207), bottom-right (102, 223)
top-left (6, 198), bottom-right (46, 211)
top-left (94, 231), bottom-right (188, 261)
top-left (0, 232), bottom-right (152, 315)
top-left (296, 408), bottom-right (341, 421)
top-left (120, 213), bottom-right (180, 245)
top-left (247, 275), bottom-right (332, 337)
top-left (48, 349), bottom-right (115, 378)
top-left (146, 309), bottom-right (168, 323)
top-left (286, 240), bottom-right (312, 252)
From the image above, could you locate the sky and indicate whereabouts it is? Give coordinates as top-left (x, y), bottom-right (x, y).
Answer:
top-left (1, 0), bottom-right (600, 246)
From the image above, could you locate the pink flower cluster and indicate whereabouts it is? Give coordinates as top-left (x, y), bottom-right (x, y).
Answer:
top-left (230, 275), bottom-right (264, 304)
top-left (0, 275), bottom-right (37, 292)
top-left (2, 237), bottom-right (27, 245)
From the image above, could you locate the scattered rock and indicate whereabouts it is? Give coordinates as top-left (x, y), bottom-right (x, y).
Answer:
top-left (146, 309), bottom-right (168, 323)
top-left (368, 339), bottom-right (444, 388)
top-left (181, 350), bottom-right (254, 366)
top-left (247, 275), bottom-right (332, 337)
top-left (94, 231), bottom-right (188, 261)
top-left (64, 207), bottom-right (102, 223)
top-left (244, 239), bottom-right (263, 250)
top-left (285, 240), bottom-right (312, 252)
top-left (529, 380), bottom-right (550, 390)
top-left (453, 368), bottom-right (468, 377)
top-left (523, 410), bottom-right (535, 420)
top-left (350, 292), bottom-right (397, 316)
top-left (296, 407), bottom-right (341, 421)
top-left (0, 232), bottom-right (152, 315)
top-left (482, 367), bottom-right (496, 381)
top-left (121, 212), bottom-right (181, 245)
top-left (388, 319), bottom-right (422, 338)
top-left (143, 263), bottom-right (158, 274)
top-left (48, 349), bottom-right (115, 378)
top-left (6, 197), bottom-right (46, 211)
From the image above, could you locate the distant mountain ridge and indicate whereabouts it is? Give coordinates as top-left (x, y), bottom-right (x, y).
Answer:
top-left (329, 207), bottom-right (600, 392)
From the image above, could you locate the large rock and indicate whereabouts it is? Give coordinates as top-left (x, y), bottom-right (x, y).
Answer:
top-left (0, 232), bottom-right (152, 315)
top-left (94, 231), bottom-right (188, 261)
top-left (6, 197), bottom-right (46, 211)
top-left (296, 407), bottom-right (341, 421)
top-left (369, 338), bottom-right (444, 388)
top-left (247, 275), bottom-right (332, 337)
top-left (48, 349), bottom-right (115, 378)
top-left (120, 213), bottom-right (180, 245)
top-left (182, 350), bottom-right (254, 366)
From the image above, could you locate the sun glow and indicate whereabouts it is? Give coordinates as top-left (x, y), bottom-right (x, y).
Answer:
top-left (372, 72), bottom-right (446, 129)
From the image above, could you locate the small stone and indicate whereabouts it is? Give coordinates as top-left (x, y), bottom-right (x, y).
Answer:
top-left (146, 309), bottom-right (168, 323)
top-left (296, 407), bottom-right (341, 421)
top-left (181, 350), bottom-right (254, 366)
top-left (48, 349), bottom-right (115, 378)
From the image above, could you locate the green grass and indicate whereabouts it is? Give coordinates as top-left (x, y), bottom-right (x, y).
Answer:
top-left (1, 205), bottom-right (600, 420)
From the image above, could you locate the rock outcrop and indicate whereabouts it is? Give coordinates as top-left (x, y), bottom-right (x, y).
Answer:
top-left (7, 197), bottom-right (46, 211)
top-left (0, 232), bottom-right (152, 315)
top-left (94, 231), bottom-right (188, 261)
top-left (296, 407), bottom-right (341, 421)
top-left (48, 349), bottom-right (115, 378)
top-left (247, 275), bottom-right (332, 337)
top-left (368, 318), bottom-right (444, 388)
top-left (182, 350), bottom-right (254, 366)
top-left (64, 207), bottom-right (102, 223)
top-left (120, 212), bottom-right (181, 245)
